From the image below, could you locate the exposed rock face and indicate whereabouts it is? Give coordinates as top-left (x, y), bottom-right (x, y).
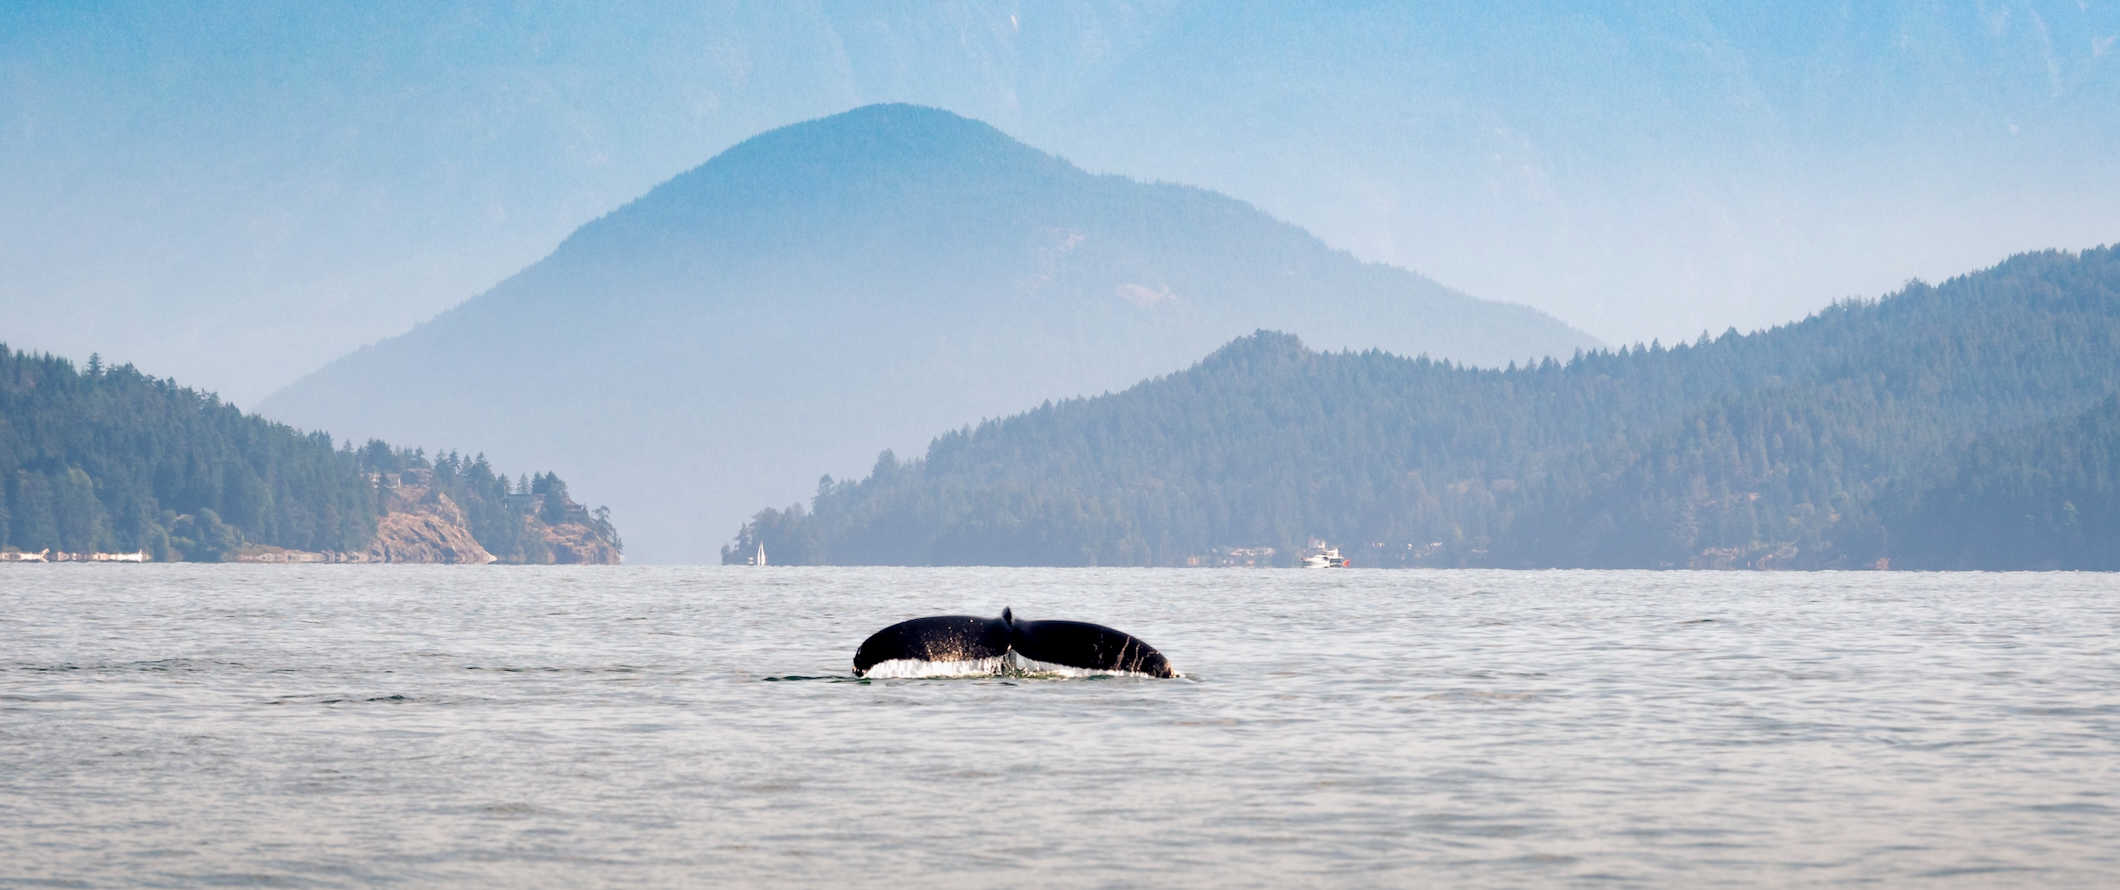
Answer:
top-left (231, 468), bottom-right (620, 565)
top-left (542, 519), bottom-right (621, 565)
top-left (365, 471), bottom-right (496, 565)
top-left (369, 501), bottom-right (495, 564)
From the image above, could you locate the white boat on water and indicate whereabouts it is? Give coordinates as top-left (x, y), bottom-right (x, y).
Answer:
top-left (1302, 546), bottom-right (1348, 568)
top-left (749, 542), bottom-right (767, 566)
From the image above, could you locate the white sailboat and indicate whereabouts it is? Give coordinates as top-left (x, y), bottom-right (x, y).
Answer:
top-left (750, 541), bottom-right (767, 567)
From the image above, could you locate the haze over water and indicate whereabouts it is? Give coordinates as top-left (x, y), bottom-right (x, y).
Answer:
top-left (5, 566), bottom-right (2117, 887)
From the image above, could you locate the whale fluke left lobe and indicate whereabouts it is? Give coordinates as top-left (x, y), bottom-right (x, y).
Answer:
top-left (851, 615), bottom-right (1009, 677)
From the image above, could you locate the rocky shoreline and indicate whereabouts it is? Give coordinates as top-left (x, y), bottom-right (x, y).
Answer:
top-left (2, 469), bottom-right (621, 566)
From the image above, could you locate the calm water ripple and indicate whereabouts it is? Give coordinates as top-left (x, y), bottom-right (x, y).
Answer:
top-left (2, 566), bottom-right (2117, 887)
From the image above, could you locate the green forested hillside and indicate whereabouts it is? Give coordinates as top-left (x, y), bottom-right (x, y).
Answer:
top-left (0, 347), bottom-right (617, 561)
top-left (1879, 396), bottom-right (2120, 570)
top-left (726, 246), bottom-right (2120, 569)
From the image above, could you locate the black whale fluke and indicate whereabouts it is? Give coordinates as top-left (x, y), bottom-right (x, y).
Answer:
top-left (851, 607), bottom-right (1175, 678)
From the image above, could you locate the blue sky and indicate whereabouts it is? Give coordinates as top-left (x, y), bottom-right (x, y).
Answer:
top-left (4, 0), bottom-right (2116, 403)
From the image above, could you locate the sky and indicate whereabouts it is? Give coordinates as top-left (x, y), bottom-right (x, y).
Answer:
top-left (3, 0), bottom-right (2117, 406)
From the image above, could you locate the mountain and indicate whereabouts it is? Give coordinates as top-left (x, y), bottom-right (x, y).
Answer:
top-left (0, 345), bottom-right (619, 563)
top-left (728, 246), bottom-right (2120, 569)
top-left (259, 104), bottom-right (1597, 563)
top-left (18, 3), bottom-right (2120, 407)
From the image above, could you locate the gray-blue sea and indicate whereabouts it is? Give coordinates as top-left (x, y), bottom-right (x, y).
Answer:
top-left (4, 566), bottom-right (2117, 888)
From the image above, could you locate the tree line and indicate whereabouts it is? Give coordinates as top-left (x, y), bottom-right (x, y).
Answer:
top-left (725, 246), bottom-right (2119, 569)
top-left (0, 346), bottom-right (618, 561)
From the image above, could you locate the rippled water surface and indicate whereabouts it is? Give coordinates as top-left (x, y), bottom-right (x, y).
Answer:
top-left (4, 566), bottom-right (2118, 887)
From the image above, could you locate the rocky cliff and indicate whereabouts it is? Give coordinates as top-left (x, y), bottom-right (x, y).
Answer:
top-left (367, 475), bottom-right (495, 564)
top-left (229, 468), bottom-right (620, 565)
top-left (541, 518), bottom-right (621, 565)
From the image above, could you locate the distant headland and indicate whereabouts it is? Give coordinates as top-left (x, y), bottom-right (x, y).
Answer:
top-left (0, 345), bottom-right (620, 565)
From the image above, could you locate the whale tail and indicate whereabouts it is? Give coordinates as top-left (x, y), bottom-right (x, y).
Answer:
top-left (851, 609), bottom-right (1175, 678)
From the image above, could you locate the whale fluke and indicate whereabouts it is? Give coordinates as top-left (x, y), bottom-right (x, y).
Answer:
top-left (852, 608), bottom-right (1175, 678)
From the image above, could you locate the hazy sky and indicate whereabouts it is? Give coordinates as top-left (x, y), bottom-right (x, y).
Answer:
top-left (4, 0), bottom-right (2116, 405)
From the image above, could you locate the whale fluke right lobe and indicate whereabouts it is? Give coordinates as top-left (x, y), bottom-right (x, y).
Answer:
top-left (1011, 618), bottom-right (1174, 678)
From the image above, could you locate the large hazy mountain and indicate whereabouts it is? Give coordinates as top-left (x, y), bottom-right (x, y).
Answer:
top-left (16, 3), bottom-right (2119, 405)
top-left (260, 104), bottom-right (1596, 562)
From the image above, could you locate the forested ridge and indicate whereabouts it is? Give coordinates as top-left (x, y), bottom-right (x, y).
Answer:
top-left (0, 347), bottom-right (618, 562)
top-left (728, 246), bottom-right (2120, 569)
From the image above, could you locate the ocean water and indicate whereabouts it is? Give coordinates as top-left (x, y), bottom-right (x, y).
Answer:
top-left (3, 565), bottom-right (2116, 888)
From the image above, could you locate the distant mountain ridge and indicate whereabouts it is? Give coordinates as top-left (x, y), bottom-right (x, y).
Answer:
top-left (260, 104), bottom-right (1597, 562)
top-left (727, 246), bottom-right (2120, 569)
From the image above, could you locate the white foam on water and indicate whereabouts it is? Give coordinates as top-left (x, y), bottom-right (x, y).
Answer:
top-left (858, 652), bottom-right (1177, 680)
top-left (858, 656), bottom-right (1012, 679)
